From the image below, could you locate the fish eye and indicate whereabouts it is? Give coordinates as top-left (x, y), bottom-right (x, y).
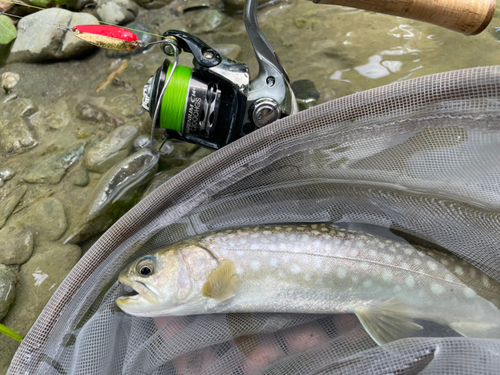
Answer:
top-left (136, 259), bottom-right (155, 277)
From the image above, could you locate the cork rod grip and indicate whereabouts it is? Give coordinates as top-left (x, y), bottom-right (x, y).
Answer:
top-left (312, 0), bottom-right (496, 35)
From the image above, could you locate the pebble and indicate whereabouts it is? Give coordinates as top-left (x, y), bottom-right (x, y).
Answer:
top-left (8, 9), bottom-right (99, 63)
top-left (0, 98), bottom-right (39, 154)
top-left (1, 72), bottom-right (20, 93)
top-left (10, 197), bottom-right (67, 242)
top-left (0, 169), bottom-right (15, 187)
top-left (189, 10), bottom-right (232, 34)
top-left (133, 0), bottom-right (174, 9)
top-left (159, 140), bottom-right (200, 170)
top-left (71, 169), bottom-right (90, 187)
top-left (84, 125), bottom-right (139, 173)
top-left (95, 0), bottom-right (139, 26)
top-left (0, 225), bottom-right (34, 265)
top-left (133, 134), bottom-right (151, 151)
top-left (0, 185), bottom-right (27, 229)
top-left (0, 264), bottom-right (16, 320)
top-left (76, 102), bottom-right (125, 128)
top-left (23, 142), bottom-right (86, 184)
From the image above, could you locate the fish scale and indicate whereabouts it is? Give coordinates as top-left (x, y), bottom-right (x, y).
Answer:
top-left (117, 223), bottom-right (500, 345)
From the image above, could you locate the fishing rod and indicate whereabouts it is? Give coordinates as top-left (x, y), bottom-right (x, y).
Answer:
top-left (2, 0), bottom-right (496, 150)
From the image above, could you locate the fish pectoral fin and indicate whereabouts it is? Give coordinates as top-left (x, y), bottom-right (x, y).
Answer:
top-left (450, 322), bottom-right (500, 339)
top-left (202, 259), bottom-right (241, 301)
top-left (355, 299), bottom-right (423, 345)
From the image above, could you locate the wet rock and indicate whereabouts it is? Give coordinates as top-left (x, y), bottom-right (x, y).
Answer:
top-left (95, 0), bottom-right (138, 26)
top-left (0, 185), bottom-right (27, 229)
top-left (84, 125), bottom-right (139, 173)
top-left (212, 44), bottom-right (241, 60)
top-left (9, 9), bottom-right (99, 63)
top-left (23, 142), bottom-right (86, 184)
top-left (0, 98), bottom-right (38, 154)
top-left (10, 198), bottom-right (67, 242)
top-left (189, 10), bottom-right (232, 34)
top-left (48, 100), bottom-right (71, 130)
top-left (222, 0), bottom-right (268, 11)
top-left (134, 0), bottom-right (173, 9)
top-left (76, 101), bottom-right (125, 128)
top-left (0, 225), bottom-right (34, 265)
top-left (0, 264), bottom-right (16, 320)
top-left (65, 148), bottom-right (159, 243)
top-left (66, 0), bottom-right (97, 11)
top-left (0, 241), bottom-right (80, 342)
top-left (291, 79), bottom-right (320, 110)
top-left (71, 169), bottom-right (89, 187)
top-left (0, 169), bottom-right (15, 187)
top-left (159, 140), bottom-right (200, 170)
top-left (106, 22), bottom-right (156, 58)
top-left (141, 167), bottom-right (184, 200)
top-left (188, 146), bottom-right (213, 165)
top-left (1, 72), bottom-right (20, 93)
top-left (133, 134), bottom-right (151, 151)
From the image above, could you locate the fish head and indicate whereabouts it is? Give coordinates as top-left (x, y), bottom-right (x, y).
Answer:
top-left (116, 241), bottom-right (219, 317)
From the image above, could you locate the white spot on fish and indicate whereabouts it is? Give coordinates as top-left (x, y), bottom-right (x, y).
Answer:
top-left (32, 268), bottom-right (48, 287)
top-left (455, 266), bottom-right (464, 275)
top-left (382, 270), bottom-right (393, 282)
top-left (356, 241), bottom-right (365, 248)
top-left (251, 261), bottom-right (261, 271)
top-left (418, 290), bottom-right (426, 298)
top-left (431, 283), bottom-right (445, 295)
top-left (333, 238), bottom-right (342, 246)
top-left (400, 263), bottom-right (409, 270)
top-left (282, 255), bottom-right (291, 263)
top-left (270, 258), bottom-right (279, 268)
top-left (250, 243), bottom-right (260, 250)
top-left (278, 270), bottom-right (285, 278)
top-left (464, 287), bottom-right (476, 298)
top-left (352, 275), bottom-right (359, 283)
top-left (362, 280), bottom-right (372, 288)
top-left (389, 246), bottom-right (397, 252)
top-left (427, 261), bottom-right (438, 271)
top-left (382, 254), bottom-right (394, 263)
top-left (236, 251), bottom-right (245, 257)
top-left (236, 267), bottom-right (244, 275)
top-left (445, 274), bottom-right (454, 282)
top-left (406, 276), bottom-right (415, 288)
top-left (304, 274), bottom-right (311, 281)
top-left (278, 243), bottom-right (287, 251)
top-left (368, 250), bottom-right (377, 258)
top-left (314, 257), bottom-right (323, 269)
top-left (394, 285), bottom-right (402, 292)
top-left (337, 267), bottom-right (347, 279)
top-left (290, 264), bottom-right (302, 274)
top-left (360, 262), bottom-right (370, 270)
top-left (413, 259), bottom-right (422, 266)
top-left (403, 248), bottom-right (413, 255)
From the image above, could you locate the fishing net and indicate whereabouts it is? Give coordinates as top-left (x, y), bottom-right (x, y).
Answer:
top-left (8, 65), bottom-right (500, 374)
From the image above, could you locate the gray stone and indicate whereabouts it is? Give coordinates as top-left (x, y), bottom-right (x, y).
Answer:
top-left (159, 140), bottom-right (200, 170)
top-left (212, 44), bottom-right (242, 60)
top-left (189, 10), bottom-right (232, 34)
top-left (65, 148), bottom-right (159, 243)
top-left (133, 134), bottom-right (151, 151)
top-left (0, 169), bottom-right (15, 187)
top-left (0, 224), bottom-right (34, 265)
top-left (1, 72), bottom-right (19, 93)
top-left (48, 100), bottom-right (71, 130)
top-left (222, 0), bottom-right (268, 11)
top-left (23, 142), bottom-right (86, 184)
top-left (8, 9), bottom-right (99, 63)
top-left (11, 197), bottom-right (67, 241)
top-left (0, 98), bottom-right (38, 154)
top-left (0, 242), bottom-right (80, 344)
top-left (106, 22), bottom-right (156, 58)
top-left (95, 0), bottom-right (138, 26)
top-left (76, 102), bottom-right (125, 128)
top-left (133, 0), bottom-right (173, 9)
top-left (71, 169), bottom-right (89, 187)
top-left (0, 264), bottom-right (16, 320)
top-left (0, 185), bottom-right (27, 229)
top-left (84, 125), bottom-right (139, 173)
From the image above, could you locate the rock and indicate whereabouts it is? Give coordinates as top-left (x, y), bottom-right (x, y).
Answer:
top-left (47, 100), bottom-right (71, 130)
top-left (106, 22), bottom-right (156, 58)
top-left (212, 44), bottom-right (242, 60)
top-left (0, 224), bottom-right (34, 265)
top-left (291, 79), bottom-right (320, 110)
top-left (0, 185), bottom-right (27, 229)
top-left (95, 0), bottom-right (138, 26)
top-left (71, 169), bottom-right (89, 187)
top-left (65, 148), bottom-right (159, 243)
top-left (8, 9), bottom-right (99, 63)
top-left (76, 101), bottom-right (125, 128)
top-left (10, 197), bottom-right (67, 242)
top-left (0, 98), bottom-right (38, 154)
top-left (0, 264), bottom-right (16, 320)
top-left (133, 134), bottom-right (151, 151)
top-left (84, 125), bottom-right (139, 173)
top-left (133, 0), bottom-right (173, 9)
top-left (66, 0), bottom-right (97, 11)
top-left (159, 140), bottom-right (200, 170)
top-left (189, 10), bottom-right (232, 34)
top-left (0, 241), bottom-right (80, 343)
top-left (1, 72), bottom-right (19, 93)
top-left (0, 169), bottom-right (15, 187)
top-left (188, 146), bottom-right (213, 165)
top-left (141, 166), bottom-right (184, 200)
top-left (23, 142), bottom-right (86, 184)
top-left (222, 0), bottom-right (268, 11)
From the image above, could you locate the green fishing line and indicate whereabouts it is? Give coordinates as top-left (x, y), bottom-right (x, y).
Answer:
top-left (160, 64), bottom-right (192, 132)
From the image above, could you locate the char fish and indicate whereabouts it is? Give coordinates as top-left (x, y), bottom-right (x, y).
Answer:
top-left (116, 224), bottom-right (500, 345)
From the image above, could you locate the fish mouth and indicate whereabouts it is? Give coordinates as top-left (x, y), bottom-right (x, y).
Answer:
top-left (117, 274), bottom-right (159, 305)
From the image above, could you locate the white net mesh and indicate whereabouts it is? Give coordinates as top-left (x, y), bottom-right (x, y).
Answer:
top-left (8, 65), bottom-right (500, 374)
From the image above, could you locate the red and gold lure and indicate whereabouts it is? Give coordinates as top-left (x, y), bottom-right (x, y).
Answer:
top-left (71, 25), bottom-right (140, 51)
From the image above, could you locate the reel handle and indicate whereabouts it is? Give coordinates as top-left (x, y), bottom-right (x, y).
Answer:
top-left (311, 0), bottom-right (496, 35)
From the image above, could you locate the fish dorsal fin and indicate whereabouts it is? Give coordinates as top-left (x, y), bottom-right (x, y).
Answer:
top-left (355, 299), bottom-right (423, 345)
top-left (450, 322), bottom-right (500, 339)
top-left (202, 259), bottom-right (241, 301)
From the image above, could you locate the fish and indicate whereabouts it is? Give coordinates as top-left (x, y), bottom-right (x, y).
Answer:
top-left (116, 223), bottom-right (500, 345)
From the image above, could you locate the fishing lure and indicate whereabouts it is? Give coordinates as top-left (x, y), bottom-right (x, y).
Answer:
top-left (71, 25), bottom-right (140, 51)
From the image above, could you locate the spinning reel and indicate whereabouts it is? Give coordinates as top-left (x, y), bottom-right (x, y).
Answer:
top-left (141, 0), bottom-right (297, 150)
